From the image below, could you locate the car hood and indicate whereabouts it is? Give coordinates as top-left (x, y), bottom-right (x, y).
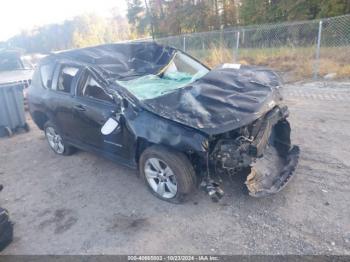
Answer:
top-left (142, 65), bottom-right (283, 135)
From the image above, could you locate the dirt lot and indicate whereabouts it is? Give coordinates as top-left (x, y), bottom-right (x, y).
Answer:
top-left (0, 81), bottom-right (349, 255)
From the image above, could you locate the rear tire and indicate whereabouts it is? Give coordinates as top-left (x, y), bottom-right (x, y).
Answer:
top-left (23, 123), bottom-right (30, 132)
top-left (139, 145), bottom-right (196, 204)
top-left (44, 121), bottom-right (75, 156)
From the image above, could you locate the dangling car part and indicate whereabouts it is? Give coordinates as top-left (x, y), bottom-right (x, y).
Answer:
top-left (28, 42), bottom-right (299, 203)
top-left (209, 106), bottom-right (300, 198)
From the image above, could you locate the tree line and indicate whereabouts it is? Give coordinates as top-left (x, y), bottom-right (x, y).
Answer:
top-left (128, 0), bottom-right (350, 37)
top-left (2, 12), bottom-right (132, 53)
top-left (1, 0), bottom-right (349, 53)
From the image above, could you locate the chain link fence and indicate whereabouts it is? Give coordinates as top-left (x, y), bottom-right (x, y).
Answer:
top-left (156, 14), bottom-right (350, 82)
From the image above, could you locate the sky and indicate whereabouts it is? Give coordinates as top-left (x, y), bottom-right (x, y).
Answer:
top-left (0, 0), bottom-right (128, 41)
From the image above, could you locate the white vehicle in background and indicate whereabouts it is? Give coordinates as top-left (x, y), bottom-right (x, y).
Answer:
top-left (0, 50), bottom-right (39, 109)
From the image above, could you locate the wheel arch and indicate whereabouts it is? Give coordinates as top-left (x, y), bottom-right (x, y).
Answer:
top-left (134, 137), bottom-right (203, 177)
top-left (134, 137), bottom-right (154, 166)
top-left (32, 111), bottom-right (49, 130)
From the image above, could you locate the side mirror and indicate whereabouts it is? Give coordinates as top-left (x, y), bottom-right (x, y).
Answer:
top-left (112, 98), bottom-right (129, 115)
top-left (101, 117), bottom-right (120, 135)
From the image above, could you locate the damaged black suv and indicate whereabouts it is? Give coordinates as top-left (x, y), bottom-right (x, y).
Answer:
top-left (28, 42), bottom-right (299, 203)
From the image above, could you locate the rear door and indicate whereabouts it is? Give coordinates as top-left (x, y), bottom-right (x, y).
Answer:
top-left (49, 63), bottom-right (82, 139)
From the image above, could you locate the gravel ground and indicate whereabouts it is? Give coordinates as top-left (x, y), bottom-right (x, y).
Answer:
top-left (0, 81), bottom-right (349, 255)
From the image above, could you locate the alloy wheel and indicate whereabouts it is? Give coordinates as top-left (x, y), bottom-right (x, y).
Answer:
top-left (45, 127), bottom-right (65, 154)
top-left (144, 157), bottom-right (178, 199)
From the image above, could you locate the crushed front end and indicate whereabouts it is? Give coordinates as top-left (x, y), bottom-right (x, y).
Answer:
top-left (207, 105), bottom-right (300, 198)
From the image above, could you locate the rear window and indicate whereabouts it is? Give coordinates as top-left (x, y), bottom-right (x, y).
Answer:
top-left (40, 63), bottom-right (55, 88)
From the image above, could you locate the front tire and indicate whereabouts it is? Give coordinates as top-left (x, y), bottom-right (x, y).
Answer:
top-left (139, 146), bottom-right (196, 203)
top-left (44, 121), bottom-right (75, 156)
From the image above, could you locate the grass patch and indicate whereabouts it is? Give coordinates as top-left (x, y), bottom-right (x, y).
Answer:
top-left (186, 46), bottom-right (350, 82)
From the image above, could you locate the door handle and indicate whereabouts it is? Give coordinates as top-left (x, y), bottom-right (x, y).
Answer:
top-left (74, 104), bottom-right (86, 111)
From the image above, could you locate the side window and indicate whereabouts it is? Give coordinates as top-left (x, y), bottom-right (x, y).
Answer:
top-left (79, 74), bottom-right (114, 103)
top-left (171, 52), bottom-right (208, 75)
top-left (40, 63), bottom-right (55, 88)
top-left (53, 66), bottom-right (79, 93)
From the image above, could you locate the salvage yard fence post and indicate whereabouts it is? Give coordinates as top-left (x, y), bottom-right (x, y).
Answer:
top-left (234, 31), bottom-right (240, 63)
top-left (183, 36), bottom-right (186, 52)
top-left (313, 20), bottom-right (323, 80)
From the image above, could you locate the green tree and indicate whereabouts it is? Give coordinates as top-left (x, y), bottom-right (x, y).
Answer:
top-left (240, 0), bottom-right (270, 25)
top-left (319, 0), bottom-right (350, 18)
top-left (240, 0), bottom-right (350, 25)
top-left (126, 0), bottom-right (150, 35)
top-left (7, 13), bottom-right (132, 53)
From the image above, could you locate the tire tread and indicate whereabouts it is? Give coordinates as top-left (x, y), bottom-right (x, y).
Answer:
top-left (139, 145), bottom-right (196, 203)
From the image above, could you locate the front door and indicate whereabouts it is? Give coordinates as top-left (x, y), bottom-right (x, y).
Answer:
top-left (73, 71), bottom-right (127, 158)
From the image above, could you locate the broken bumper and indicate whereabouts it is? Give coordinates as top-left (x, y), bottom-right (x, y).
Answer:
top-left (246, 145), bottom-right (300, 197)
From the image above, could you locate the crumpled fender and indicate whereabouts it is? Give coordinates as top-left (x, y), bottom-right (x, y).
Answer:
top-left (125, 107), bottom-right (209, 154)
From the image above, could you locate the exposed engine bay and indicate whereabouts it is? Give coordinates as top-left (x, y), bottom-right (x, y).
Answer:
top-left (203, 105), bottom-right (300, 201)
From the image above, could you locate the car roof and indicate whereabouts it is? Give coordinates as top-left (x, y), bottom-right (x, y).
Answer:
top-left (42, 42), bottom-right (176, 81)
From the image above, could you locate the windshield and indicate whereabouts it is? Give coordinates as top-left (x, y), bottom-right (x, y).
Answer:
top-left (116, 52), bottom-right (209, 100)
top-left (0, 54), bottom-right (24, 71)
